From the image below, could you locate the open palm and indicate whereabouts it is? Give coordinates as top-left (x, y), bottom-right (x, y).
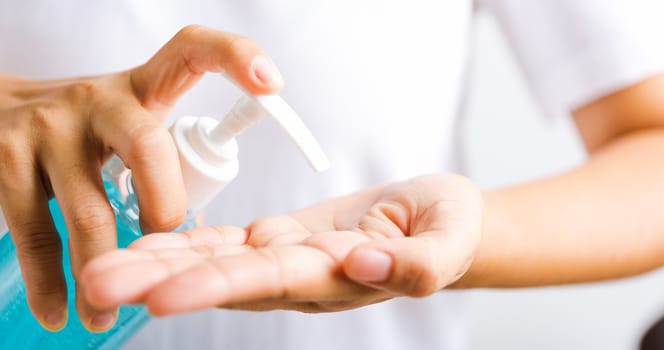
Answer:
top-left (81, 174), bottom-right (483, 316)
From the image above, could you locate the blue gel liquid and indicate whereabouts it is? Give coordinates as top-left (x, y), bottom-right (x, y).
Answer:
top-left (0, 158), bottom-right (194, 349)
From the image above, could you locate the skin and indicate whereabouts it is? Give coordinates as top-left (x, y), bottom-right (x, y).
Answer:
top-left (79, 71), bottom-right (664, 316)
top-left (0, 25), bottom-right (283, 332)
top-left (82, 174), bottom-right (483, 314)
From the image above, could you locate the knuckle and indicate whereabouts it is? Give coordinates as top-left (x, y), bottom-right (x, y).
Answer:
top-left (65, 81), bottom-right (96, 102)
top-left (14, 225), bottom-right (62, 265)
top-left (27, 103), bottom-right (62, 134)
top-left (250, 216), bottom-right (288, 231)
top-left (247, 216), bottom-right (301, 247)
top-left (69, 202), bottom-right (115, 236)
top-left (0, 133), bottom-right (30, 176)
top-left (127, 124), bottom-right (170, 162)
top-left (359, 210), bottom-right (405, 239)
top-left (226, 35), bottom-right (255, 58)
top-left (176, 24), bottom-right (207, 41)
top-left (29, 278), bottom-right (64, 298)
top-left (143, 205), bottom-right (186, 231)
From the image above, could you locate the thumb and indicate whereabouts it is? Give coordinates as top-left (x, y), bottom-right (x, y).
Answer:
top-left (131, 24), bottom-right (283, 111)
top-left (343, 234), bottom-right (473, 297)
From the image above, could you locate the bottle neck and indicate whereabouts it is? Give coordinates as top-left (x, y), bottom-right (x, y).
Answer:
top-left (102, 156), bottom-right (198, 233)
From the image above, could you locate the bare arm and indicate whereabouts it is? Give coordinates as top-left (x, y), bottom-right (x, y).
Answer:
top-left (458, 73), bottom-right (664, 287)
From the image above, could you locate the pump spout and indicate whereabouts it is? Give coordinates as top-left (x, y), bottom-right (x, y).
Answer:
top-left (209, 94), bottom-right (330, 172)
top-left (170, 80), bottom-right (329, 212)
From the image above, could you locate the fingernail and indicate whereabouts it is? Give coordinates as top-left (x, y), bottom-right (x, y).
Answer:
top-left (251, 56), bottom-right (283, 87)
top-left (90, 312), bottom-right (116, 332)
top-left (42, 309), bottom-right (68, 332)
top-left (348, 249), bottom-right (392, 283)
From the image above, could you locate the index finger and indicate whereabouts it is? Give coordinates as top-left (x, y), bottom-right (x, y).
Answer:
top-left (130, 25), bottom-right (283, 110)
top-left (93, 108), bottom-right (187, 233)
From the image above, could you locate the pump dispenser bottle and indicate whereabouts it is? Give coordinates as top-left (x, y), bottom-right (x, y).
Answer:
top-left (0, 86), bottom-right (329, 349)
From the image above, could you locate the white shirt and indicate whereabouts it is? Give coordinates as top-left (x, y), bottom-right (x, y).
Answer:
top-left (0, 1), bottom-right (662, 349)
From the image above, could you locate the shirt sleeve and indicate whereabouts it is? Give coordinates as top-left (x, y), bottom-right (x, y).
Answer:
top-left (479, 0), bottom-right (664, 113)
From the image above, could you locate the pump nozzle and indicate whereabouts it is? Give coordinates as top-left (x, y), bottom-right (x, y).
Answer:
top-left (210, 95), bottom-right (330, 172)
top-left (170, 92), bottom-right (330, 212)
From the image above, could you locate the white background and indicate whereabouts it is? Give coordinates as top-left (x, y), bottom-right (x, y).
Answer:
top-left (463, 12), bottom-right (664, 350)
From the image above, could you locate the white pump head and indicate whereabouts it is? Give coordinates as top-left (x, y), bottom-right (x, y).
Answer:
top-left (211, 94), bottom-right (330, 172)
top-left (170, 91), bottom-right (330, 213)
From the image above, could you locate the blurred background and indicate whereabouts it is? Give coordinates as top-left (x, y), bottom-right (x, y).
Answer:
top-left (0, 8), bottom-right (662, 350)
top-left (463, 11), bottom-right (664, 350)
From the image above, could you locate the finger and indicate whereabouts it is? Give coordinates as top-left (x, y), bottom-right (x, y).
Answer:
top-left (92, 109), bottom-right (186, 233)
top-left (0, 150), bottom-right (67, 331)
top-left (81, 226), bottom-right (247, 286)
top-left (344, 231), bottom-right (479, 297)
top-left (43, 146), bottom-right (119, 332)
top-left (81, 226), bottom-right (247, 307)
top-left (144, 245), bottom-right (351, 316)
top-left (129, 226), bottom-right (247, 250)
top-left (83, 249), bottom-right (206, 309)
top-left (142, 229), bottom-right (378, 316)
top-left (131, 24), bottom-right (283, 110)
top-left (344, 175), bottom-right (483, 296)
top-left (289, 185), bottom-right (386, 233)
top-left (246, 216), bottom-right (310, 247)
top-left (82, 244), bottom-right (250, 309)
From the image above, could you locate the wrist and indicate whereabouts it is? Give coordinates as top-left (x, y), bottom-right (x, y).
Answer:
top-left (448, 189), bottom-right (512, 289)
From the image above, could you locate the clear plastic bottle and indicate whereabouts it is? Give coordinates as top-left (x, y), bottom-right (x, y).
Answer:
top-left (0, 156), bottom-right (196, 349)
top-left (0, 92), bottom-right (329, 349)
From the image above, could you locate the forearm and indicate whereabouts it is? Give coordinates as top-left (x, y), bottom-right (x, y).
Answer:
top-left (455, 129), bottom-right (664, 288)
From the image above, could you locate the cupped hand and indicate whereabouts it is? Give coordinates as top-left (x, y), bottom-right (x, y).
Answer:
top-left (0, 25), bottom-right (283, 331)
top-left (81, 174), bottom-right (483, 316)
